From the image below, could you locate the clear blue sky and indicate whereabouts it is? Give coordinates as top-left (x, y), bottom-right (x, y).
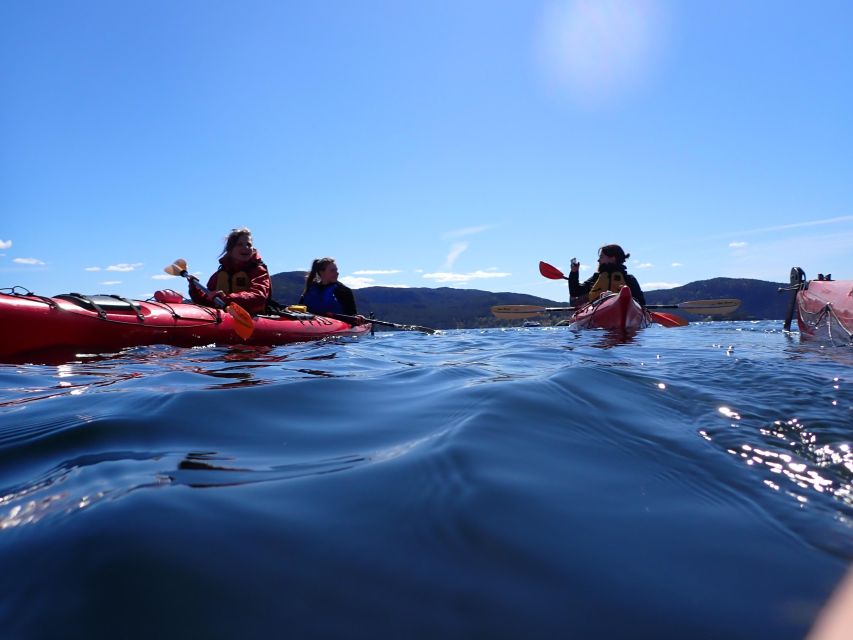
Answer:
top-left (2, 1), bottom-right (851, 303)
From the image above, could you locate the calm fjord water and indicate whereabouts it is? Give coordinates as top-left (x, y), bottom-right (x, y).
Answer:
top-left (0, 321), bottom-right (851, 639)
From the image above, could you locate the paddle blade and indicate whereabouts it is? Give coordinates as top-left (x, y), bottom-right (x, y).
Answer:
top-left (539, 261), bottom-right (566, 280)
top-left (491, 305), bottom-right (545, 320)
top-left (404, 324), bottom-right (438, 334)
top-left (227, 303), bottom-right (255, 340)
top-left (174, 258), bottom-right (188, 271)
top-left (677, 299), bottom-right (741, 315)
top-left (650, 311), bottom-right (688, 328)
top-left (164, 263), bottom-right (183, 276)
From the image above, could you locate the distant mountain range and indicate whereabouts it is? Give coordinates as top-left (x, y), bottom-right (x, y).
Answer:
top-left (271, 272), bottom-right (793, 329)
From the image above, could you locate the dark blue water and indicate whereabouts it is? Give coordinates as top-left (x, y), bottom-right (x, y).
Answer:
top-left (1, 322), bottom-right (850, 639)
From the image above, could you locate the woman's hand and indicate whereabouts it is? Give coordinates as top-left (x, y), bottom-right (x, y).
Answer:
top-left (570, 258), bottom-right (580, 273)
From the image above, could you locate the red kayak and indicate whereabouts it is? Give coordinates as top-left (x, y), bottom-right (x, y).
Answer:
top-left (784, 268), bottom-right (853, 346)
top-left (565, 285), bottom-right (652, 331)
top-left (0, 290), bottom-right (371, 363)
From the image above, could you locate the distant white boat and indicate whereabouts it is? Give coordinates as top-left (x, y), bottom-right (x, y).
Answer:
top-left (522, 321), bottom-right (541, 327)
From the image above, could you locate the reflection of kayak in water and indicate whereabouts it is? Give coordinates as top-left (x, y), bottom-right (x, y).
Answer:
top-left (0, 290), bottom-right (371, 363)
top-left (563, 286), bottom-right (651, 331)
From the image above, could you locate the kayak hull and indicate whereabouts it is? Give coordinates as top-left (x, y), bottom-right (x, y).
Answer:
top-left (795, 279), bottom-right (853, 346)
top-left (566, 286), bottom-right (651, 331)
top-left (0, 292), bottom-right (371, 362)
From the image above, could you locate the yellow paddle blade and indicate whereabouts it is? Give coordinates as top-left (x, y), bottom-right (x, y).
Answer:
top-left (676, 299), bottom-right (741, 315)
top-left (491, 305), bottom-right (545, 320)
top-left (164, 258), bottom-right (189, 276)
top-left (490, 304), bottom-right (574, 319)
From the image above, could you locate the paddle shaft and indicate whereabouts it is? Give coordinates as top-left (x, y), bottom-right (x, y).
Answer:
top-left (164, 259), bottom-right (255, 340)
top-left (333, 313), bottom-right (436, 334)
top-left (178, 269), bottom-right (228, 310)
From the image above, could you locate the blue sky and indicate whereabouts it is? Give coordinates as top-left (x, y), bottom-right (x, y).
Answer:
top-left (2, 1), bottom-right (851, 303)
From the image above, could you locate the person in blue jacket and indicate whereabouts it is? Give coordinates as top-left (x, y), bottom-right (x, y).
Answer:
top-left (300, 257), bottom-right (361, 318)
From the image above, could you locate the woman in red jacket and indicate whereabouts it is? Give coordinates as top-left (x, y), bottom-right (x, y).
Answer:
top-left (189, 227), bottom-right (272, 315)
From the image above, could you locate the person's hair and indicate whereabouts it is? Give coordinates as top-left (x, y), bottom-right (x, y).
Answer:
top-left (220, 227), bottom-right (253, 257)
top-left (302, 257), bottom-right (336, 295)
top-left (598, 244), bottom-right (629, 264)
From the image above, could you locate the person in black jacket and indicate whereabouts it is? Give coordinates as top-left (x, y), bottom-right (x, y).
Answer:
top-left (568, 243), bottom-right (646, 306)
top-left (300, 257), bottom-right (363, 319)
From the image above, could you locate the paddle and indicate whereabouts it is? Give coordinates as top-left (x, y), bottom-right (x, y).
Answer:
top-left (492, 298), bottom-right (741, 319)
top-left (648, 312), bottom-right (688, 327)
top-left (332, 313), bottom-right (437, 335)
top-left (539, 261), bottom-right (569, 280)
top-left (163, 258), bottom-right (255, 340)
top-left (537, 260), bottom-right (741, 313)
top-left (491, 305), bottom-right (574, 319)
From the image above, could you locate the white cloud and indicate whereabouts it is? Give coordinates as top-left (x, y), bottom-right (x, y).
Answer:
top-left (444, 242), bottom-right (469, 269)
top-left (106, 262), bottom-right (144, 272)
top-left (422, 269), bottom-right (511, 283)
top-left (644, 281), bottom-right (682, 290)
top-left (152, 274), bottom-right (176, 280)
top-left (84, 266), bottom-right (101, 272)
top-left (14, 257), bottom-right (45, 265)
top-left (634, 262), bottom-right (653, 269)
top-left (0, 239), bottom-right (11, 250)
top-left (443, 225), bottom-right (492, 240)
top-left (99, 280), bottom-right (122, 286)
top-left (352, 269), bottom-right (402, 275)
top-left (671, 262), bottom-right (683, 267)
top-left (537, 0), bottom-right (668, 107)
top-left (729, 241), bottom-right (748, 248)
top-left (340, 276), bottom-right (375, 289)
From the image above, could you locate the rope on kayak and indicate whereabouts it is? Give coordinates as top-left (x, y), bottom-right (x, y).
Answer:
top-left (1, 286), bottom-right (59, 309)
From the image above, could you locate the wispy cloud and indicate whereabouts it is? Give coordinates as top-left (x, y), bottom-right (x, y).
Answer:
top-left (152, 274), bottom-right (176, 280)
top-left (14, 257), bottom-right (45, 265)
top-left (726, 215), bottom-right (853, 237)
top-left (635, 262), bottom-right (653, 269)
top-left (106, 262), bottom-right (144, 272)
top-left (705, 215), bottom-right (853, 242)
top-left (537, 0), bottom-right (668, 107)
top-left (352, 269), bottom-right (402, 276)
top-left (422, 269), bottom-right (511, 284)
top-left (443, 225), bottom-right (492, 240)
top-left (100, 280), bottom-right (122, 286)
top-left (671, 262), bottom-right (683, 267)
top-left (444, 242), bottom-right (469, 270)
top-left (84, 266), bottom-right (101, 272)
top-left (0, 239), bottom-right (11, 250)
top-left (729, 241), bottom-right (748, 248)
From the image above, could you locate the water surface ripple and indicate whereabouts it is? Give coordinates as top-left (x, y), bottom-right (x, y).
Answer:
top-left (0, 322), bottom-right (850, 638)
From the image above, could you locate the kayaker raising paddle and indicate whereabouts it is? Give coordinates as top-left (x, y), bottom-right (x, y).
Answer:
top-left (188, 227), bottom-right (273, 315)
top-left (569, 243), bottom-right (646, 307)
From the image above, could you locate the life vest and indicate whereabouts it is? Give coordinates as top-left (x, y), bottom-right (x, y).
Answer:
top-left (589, 269), bottom-right (627, 301)
top-left (214, 269), bottom-right (252, 294)
top-left (302, 283), bottom-right (343, 315)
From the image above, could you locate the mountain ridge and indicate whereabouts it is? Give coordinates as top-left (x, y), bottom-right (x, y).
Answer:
top-left (271, 271), bottom-right (792, 329)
